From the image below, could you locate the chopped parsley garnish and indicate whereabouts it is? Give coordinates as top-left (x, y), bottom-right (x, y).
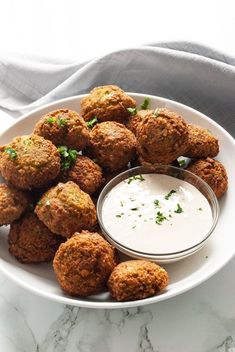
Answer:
top-left (169, 214), bottom-right (172, 218)
top-left (130, 207), bottom-right (139, 211)
top-left (174, 203), bottom-right (183, 214)
top-left (154, 199), bottom-right (160, 208)
top-left (132, 225), bottom-right (136, 229)
top-left (45, 117), bottom-right (56, 124)
top-left (127, 107), bottom-right (137, 115)
top-left (165, 190), bottom-right (176, 200)
top-left (5, 148), bottom-right (17, 159)
top-left (155, 211), bottom-right (168, 225)
top-left (57, 117), bottom-right (68, 127)
top-left (58, 145), bottom-right (78, 171)
top-left (116, 212), bottom-right (124, 218)
top-left (198, 207), bottom-right (203, 211)
top-left (120, 201), bottom-right (124, 207)
top-left (178, 158), bottom-right (187, 167)
top-left (153, 109), bottom-right (159, 117)
top-left (86, 117), bottom-right (98, 129)
top-left (127, 174), bottom-right (145, 184)
top-left (140, 97), bottom-right (150, 110)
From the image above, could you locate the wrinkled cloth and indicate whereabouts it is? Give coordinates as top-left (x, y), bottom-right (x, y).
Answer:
top-left (0, 41), bottom-right (235, 136)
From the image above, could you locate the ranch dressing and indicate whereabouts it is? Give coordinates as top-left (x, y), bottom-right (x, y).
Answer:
top-left (101, 174), bottom-right (212, 254)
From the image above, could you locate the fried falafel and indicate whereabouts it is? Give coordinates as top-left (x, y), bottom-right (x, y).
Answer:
top-left (86, 121), bottom-right (136, 172)
top-left (136, 108), bottom-right (189, 164)
top-left (0, 135), bottom-right (60, 190)
top-left (185, 124), bottom-right (219, 158)
top-left (53, 231), bottom-right (118, 297)
top-left (35, 181), bottom-right (97, 238)
top-left (126, 109), bottom-right (151, 135)
top-left (0, 184), bottom-right (29, 225)
top-left (8, 212), bottom-right (63, 263)
top-left (80, 85), bottom-right (136, 124)
top-left (60, 155), bottom-right (104, 195)
top-left (33, 109), bottom-right (89, 150)
top-left (108, 260), bottom-right (169, 301)
top-left (187, 157), bottom-right (228, 198)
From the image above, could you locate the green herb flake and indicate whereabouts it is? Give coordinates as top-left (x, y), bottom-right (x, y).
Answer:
top-left (5, 148), bottom-right (17, 159)
top-left (198, 207), bottom-right (203, 211)
top-left (58, 145), bottom-right (79, 171)
top-left (169, 214), bottom-right (172, 218)
top-left (138, 214), bottom-right (142, 217)
top-left (178, 158), bottom-right (186, 167)
top-left (155, 211), bottom-right (168, 225)
top-left (116, 214), bottom-right (122, 218)
top-left (127, 174), bottom-right (145, 184)
top-left (57, 117), bottom-right (68, 127)
top-left (45, 117), bottom-right (56, 124)
top-left (86, 117), bottom-right (98, 129)
top-left (132, 225), bottom-right (136, 229)
top-left (120, 201), bottom-right (124, 207)
top-left (165, 190), bottom-right (176, 200)
top-left (154, 199), bottom-right (160, 208)
top-left (130, 207), bottom-right (139, 211)
top-left (174, 203), bottom-right (183, 214)
top-left (140, 97), bottom-right (150, 110)
top-left (127, 107), bottom-right (137, 115)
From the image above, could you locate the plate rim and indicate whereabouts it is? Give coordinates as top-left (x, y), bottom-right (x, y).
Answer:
top-left (0, 92), bottom-right (234, 309)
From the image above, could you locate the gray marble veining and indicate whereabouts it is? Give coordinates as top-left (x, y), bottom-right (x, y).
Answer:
top-left (0, 257), bottom-right (235, 351)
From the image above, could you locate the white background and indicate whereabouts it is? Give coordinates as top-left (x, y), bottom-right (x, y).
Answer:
top-left (0, 0), bottom-right (235, 62)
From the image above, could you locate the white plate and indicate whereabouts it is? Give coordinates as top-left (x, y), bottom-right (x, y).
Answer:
top-left (0, 93), bottom-right (234, 309)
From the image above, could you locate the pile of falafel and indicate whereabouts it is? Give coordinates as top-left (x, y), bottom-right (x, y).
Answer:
top-left (0, 85), bottom-right (228, 302)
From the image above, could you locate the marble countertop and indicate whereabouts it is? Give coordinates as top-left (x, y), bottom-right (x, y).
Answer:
top-left (0, 116), bottom-right (235, 352)
top-left (0, 256), bottom-right (235, 352)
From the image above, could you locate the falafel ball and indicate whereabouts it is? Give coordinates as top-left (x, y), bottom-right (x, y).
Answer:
top-left (0, 135), bottom-right (60, 190)
top-left (86, 121), bottom-right (136, 172)
top-left (8, 212), bottom-right (63, 264)
top-left (108, 260), bottom-right (169, 301)
top-left (187, 157), bottom-right (228, 198)
top-left (136, 108), bottom-right (189, 164)
top-left (185, 124), bottom-right (219, 158)
top-left (0, 184), bottom-right (29, 225)
top-left (35, 181), bottom-right (97, 238)
top-left (60, 155), bottom-right (104, 195)
top-left (33, 109), bottom-right (89, 150)
top-left (80, 85), bottom-right (136, 124)
top-left (126, 109), bottom-right (151, 135)
top-left (53, 231), bottom-right (118, 297)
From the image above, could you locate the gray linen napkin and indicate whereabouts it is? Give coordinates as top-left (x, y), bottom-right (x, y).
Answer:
top-left (0, 41), bottom-right (235, 136)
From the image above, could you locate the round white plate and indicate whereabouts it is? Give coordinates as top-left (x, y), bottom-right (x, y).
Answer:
top-left (0, 93), bottom-right (234, 309)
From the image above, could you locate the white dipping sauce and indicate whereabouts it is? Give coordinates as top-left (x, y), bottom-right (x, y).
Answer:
top-left (101, 174), bottom-right (213, 254)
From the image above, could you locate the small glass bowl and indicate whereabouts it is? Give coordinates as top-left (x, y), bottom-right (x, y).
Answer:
top-left (97, 165), bottom-right (219, 263)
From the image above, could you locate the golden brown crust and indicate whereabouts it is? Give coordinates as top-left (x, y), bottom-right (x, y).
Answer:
top-left (60, 155), bottom-right (104, 195)
top-left (136, 108), bottom-right (189, 164)
top-left (33, 109), bottom-right (89, 150)
top-left (86, 121), bottom-right (137, 172)
top-left (35, 181), bottom-right (97, 238)
top-left (185, 124), bottom-right (219, 158)
top-left (8, 212), bottom-right (63, 263)
top-left (126, 109), bottom-right (152, 135)
top-left (53, 231), bottom-right (118, 297)
top-left (108, 260), bottom-right (169, 301)
top-left (187, 157), bottom-right (228, 198)
top-left (0, 135), bottom-right (60, 190)
top-left (80, 85), bottom-right (136, 124)
top-left (0, 184), bottom-right (29, 225)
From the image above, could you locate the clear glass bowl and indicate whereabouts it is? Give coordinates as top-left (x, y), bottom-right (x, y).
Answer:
top-left (97, 165), bottom-right (219, 263)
